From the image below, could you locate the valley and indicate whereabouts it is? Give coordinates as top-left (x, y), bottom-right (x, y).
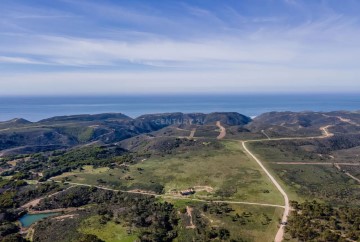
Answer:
top-left (1, 111), bottom-right (360, 242)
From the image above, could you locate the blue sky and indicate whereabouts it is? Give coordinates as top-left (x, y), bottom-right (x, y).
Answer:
top-left (1, 0), bottom-right (360, 95)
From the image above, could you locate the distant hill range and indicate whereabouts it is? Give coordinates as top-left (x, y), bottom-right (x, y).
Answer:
top-left (0, 111), bottom-right (359, 156)
top-left (0, 112), bottom-right (250, 155)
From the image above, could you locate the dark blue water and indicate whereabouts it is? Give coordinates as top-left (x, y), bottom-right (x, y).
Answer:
top-left (0, 94), bottom-right (359, 122)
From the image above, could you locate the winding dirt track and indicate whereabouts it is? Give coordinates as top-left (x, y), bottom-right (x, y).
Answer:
top-left (216, 121), bottom-right (226, 139)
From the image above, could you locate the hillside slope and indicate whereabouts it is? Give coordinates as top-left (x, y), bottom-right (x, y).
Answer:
top-left (0, 112), bottom-right (252, 155)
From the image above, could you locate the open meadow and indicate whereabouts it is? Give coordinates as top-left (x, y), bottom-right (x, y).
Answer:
top-left (248, 141), bottom-right (360, 205)
top-left (53, 140), bottom-right (284, 205)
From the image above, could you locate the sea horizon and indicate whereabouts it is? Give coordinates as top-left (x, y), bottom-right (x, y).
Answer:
top-left (1, 93), bottom-right (359, 122)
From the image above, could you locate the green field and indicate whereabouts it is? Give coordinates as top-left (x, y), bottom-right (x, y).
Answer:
top-left (79, 215), bottom-right (138, 242)
top-left (77, 199), bottom-right (282, 242)
top-left (269, 164), bottom-right (360, 205)
top-left (248, 141), bottom-right (360, 205)
top-left (165, 198), bottom-right (283, 242)
top-left (248, 141), bottom-right (328, 163)
top-left (54, 140), bottom-right (283, 205)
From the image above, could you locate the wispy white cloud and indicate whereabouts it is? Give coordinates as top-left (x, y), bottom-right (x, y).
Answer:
top-left (11, 14), bottom-right (76, 19)
top-left (0, 56), bottom-right (45, 65)
top-left (0, 0), bottom-right (360, 94)
top-left (1, 14), bottom-right (359, 70)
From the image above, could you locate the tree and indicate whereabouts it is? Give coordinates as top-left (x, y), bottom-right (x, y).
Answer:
top-left (76, 234), bottom-right (104, 242)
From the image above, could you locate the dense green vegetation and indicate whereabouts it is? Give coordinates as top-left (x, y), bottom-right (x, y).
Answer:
top-left (40, 145), bottom-right (129, 180)
top-left (52, 140), bottom-right (283, 204)
top-left (1, 145), bottom-right (130, 182)
top-left (286, 200), bottom-right (360, 241)
top-left (30, 186), bottom-right (282, 242)
top-left (249, 133), bottom-right (360, 164)
top-left (0, 178), bottom-right (64, 241)
top-left (248, 136), bottom-right (360, 205)
top-left (176, 202), bottom-right (282, 242)
top-left (33, 187), bottom-right (178, 242)
top-left (1, 111), bottom-right (360, 241)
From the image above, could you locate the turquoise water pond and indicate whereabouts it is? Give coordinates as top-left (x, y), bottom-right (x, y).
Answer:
top-left (19, 212), bottom-right (60, 227)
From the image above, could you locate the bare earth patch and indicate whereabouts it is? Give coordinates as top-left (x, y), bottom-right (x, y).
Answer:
top-left (216, 121), bottom-right (226, 139)
top-left (193, 185), bottom-right (214, 193)
top-left (186, 206), bottom-right (196, 229)
top-left (52, 214), bottom-right (78, 221)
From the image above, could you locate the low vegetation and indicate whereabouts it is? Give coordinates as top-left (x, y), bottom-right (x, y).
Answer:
top-left (286, 200), bottom-right (360, 241)
top-left (1, 111), bottom-right (360, 241)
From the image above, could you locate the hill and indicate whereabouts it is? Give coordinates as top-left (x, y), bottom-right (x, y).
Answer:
top-left (1, 110), bottom-right (360, 242)
top-left (0, 112), bottom-right (252, 155)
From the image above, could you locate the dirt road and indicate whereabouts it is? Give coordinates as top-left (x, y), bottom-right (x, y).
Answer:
top-left (49, 180), bottom-right (284, 208)
top-left (261, 130), bottom-right (271, 140)
top-left (242, 125), bottom-right (335, 242)
top-left (216, 121), bottom-right (226, 139)
top-left (186, 206), bottom-right (196, 229)
top-left (273, 162), bottom-right (360, 183)
top-left (343, 172), bottom-right (360, 183)
top-left (273, 162), bottom-right (360, 166)
top-left (189, 128), bottom-right (196, 138)
top-left (320, 125), bottom-right (334, 137)
top-left (22, 185), bottom-right (76, 209)
top-left (242, 141), bottom-right (289, 242)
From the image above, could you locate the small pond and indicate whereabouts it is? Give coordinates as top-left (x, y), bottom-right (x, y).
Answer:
top-left (19, 212), bottom-right (60, 227)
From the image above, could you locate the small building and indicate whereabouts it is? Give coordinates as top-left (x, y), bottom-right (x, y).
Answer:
top-left (180, 188), bottom-right (195, 196)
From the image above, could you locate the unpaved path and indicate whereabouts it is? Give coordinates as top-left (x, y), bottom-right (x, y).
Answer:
top-left (333, 164), bottom-right (360, 183)
top-left (242, 125), bottom-right (334, 242)
top-left (320, 125), bottom-right (334, 137)
top-left (189, 128), bottom-right (196, 138)
top-left (273, 162), bottom-right (360, 166)
top-left (50, 180), bottom-right (284, 208)
top-left (21, 198), bottom-right (43, 209)
top-left (343, 172), bottom-right (360, 183)
top-left (242, 141), bottom-right (289, 242)
top-left (216, 121), bottom-right (226, 139)
top-left (52, 214), bottom-right (78, 221)
top-left (193, 185), bottom-right (213, 193)
top-left (273, 162), bottom-right (360, 184)
top-left (176, 128), bottom-right (190, 132)
top-left (186, 206), bottom-right (196, 229)
top-left (273, 162), bottom-right (334, 165)
top-left (244, 125), bottom-right (334, 143)
top-left (22, 185), bottom-right (75, 209)
top-left (322, 114), bottom-right (359, 127)
top-left (261, 130), bottom-right (271, 140)
top-left (28, 207), bottom-right (80, 215)
top-left (336, 116), bottom-right (359, 126)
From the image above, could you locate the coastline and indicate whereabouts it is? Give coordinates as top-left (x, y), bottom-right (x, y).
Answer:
top-left (1, 94), bottom-right (360, 122)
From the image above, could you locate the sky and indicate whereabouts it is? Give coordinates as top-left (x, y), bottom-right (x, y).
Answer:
top-left (1, 0), bottom-right (360, 95)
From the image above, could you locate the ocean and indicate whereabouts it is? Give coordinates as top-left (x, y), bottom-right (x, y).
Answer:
top-left (0, 94), bottom-right (359, 122)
